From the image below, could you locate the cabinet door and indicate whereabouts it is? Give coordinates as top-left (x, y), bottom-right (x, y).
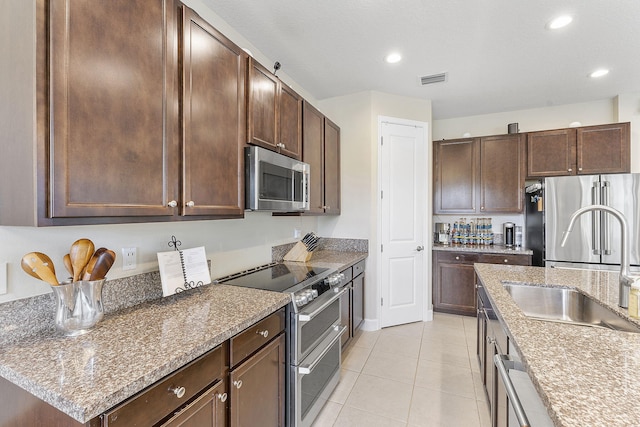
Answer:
top-left (161, 379), bottom-right (227, 427)
top-left (181, 7), bottom-right (245, 217)
top-left (479, 134), bottom-right (525, 213)
top-left (433, 252), bottom-right (477, 315)
top-left (340, 285), bottom-right (351, 348)
top-left (577, 122), bottom-right (630, 175)
top-left (229, 334), bottom-right (285, 427)
top-left (302, 102), bottom-right (325, 214)
top-left (352, 274), bottom-right (364, 333)
top-left (49, 0), bottom-right (179, 218)
top-left (247, 58), bottom-right (279, 151)
top-left (323, 118), bottom-right (341, 215)
top-left (526, 129), bottom-right (576, 177)
top-left (434, 138), bottom-right (479, 213)
top-left (278, 84), bottom-right (303, 160)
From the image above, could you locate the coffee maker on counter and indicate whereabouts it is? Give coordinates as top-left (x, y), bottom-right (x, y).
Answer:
top-left (434, 222), bottom-right (451, 245)
top-left (503, 222), bottom-right (515, 247)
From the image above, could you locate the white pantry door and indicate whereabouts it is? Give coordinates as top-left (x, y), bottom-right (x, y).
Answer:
top-left (379, 118), bottom-right (427, 328)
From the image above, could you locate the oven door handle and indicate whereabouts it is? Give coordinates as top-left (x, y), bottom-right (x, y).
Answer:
top-left (298, 287), bottom-right (348, 322)
top-left (298, 325), bottom-right (347, 375)
top-left (494, 354), bottom-right (531, 427)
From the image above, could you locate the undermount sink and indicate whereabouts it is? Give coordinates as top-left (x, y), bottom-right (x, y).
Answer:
top-left (502, 282), bottom-right (640, 333)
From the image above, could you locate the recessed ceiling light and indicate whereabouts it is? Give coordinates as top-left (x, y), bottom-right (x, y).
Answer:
top-left (547, 15), bottom-right (573, 29)
top-left (590, 69), bottom-right (610, 78)
top-left (385, 53), bottom-right (402, 64)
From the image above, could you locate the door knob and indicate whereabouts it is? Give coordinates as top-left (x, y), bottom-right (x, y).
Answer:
top-left (416, 246), bottom-right (424, 251)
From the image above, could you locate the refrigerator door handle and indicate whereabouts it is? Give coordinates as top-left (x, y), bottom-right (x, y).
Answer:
top-left (602, 181), bottom-right (611, 255)
top-left (591, 183), bottom-right (602, 255)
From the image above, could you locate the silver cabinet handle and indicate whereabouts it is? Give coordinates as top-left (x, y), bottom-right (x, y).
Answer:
top-left (256, 329), bottom-right (269, 338)
top-left (186, 201), bottom-right (195, 208)
top-left (217, 392), bottom-right (228, 402)
top-left (233, 380), bottom-right (243, 389)
top-left (170, 386), bottom-right (186, 398)
top-left (168, 200), bottom-right (178, 208)
top-left (416, 246), bottom-right (424, 251)
top-left (494, 354), bottom-right (530, 427)
top-left (455, 256), bottom-right (460, 260)
top-left (504, 259), bottom-right (509, 263)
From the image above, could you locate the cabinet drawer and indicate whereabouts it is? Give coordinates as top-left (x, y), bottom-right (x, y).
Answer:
top-left (353, 260), bottom-right (365, 278)
top-left (480, 254), bottom-right (531, 266)
top-left (103, 343), bottom-right (225, 427)
top-left (341, 266), bottom-right (353, 283)
top-left (436, 251), bottom-right (480, 264)
top-left (230, 308), bottom-right (285, 367)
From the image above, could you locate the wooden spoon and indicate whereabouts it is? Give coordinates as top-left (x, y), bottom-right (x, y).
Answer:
top-left (63, 254), bottom-right (73, 278)
top-left (87, 249), bottom-right (116, 281)
top-left (21, 252), bottom-right (59, 286)
top-left (69, 239), bottom-right (95, 282)
top-left (81, 248), bottom-right (108, 280)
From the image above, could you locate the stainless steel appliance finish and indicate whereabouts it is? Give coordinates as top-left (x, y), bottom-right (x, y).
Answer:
top-left (221, 263), bottom-right (347, 427)
top-left (545, 174), bottom-right (640, 268)
top-left (245, 146), bottom-right (310, 212)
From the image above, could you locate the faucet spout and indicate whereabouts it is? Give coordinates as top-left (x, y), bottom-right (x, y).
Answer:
top-left (561, 204), bottom-right (634, 308)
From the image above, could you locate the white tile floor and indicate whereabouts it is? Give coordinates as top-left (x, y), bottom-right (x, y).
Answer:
top-left (312, 313), bottom-right (491, 427)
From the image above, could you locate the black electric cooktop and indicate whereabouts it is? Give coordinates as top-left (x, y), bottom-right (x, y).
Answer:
top-left (221, 263), bottom-right (330, 293)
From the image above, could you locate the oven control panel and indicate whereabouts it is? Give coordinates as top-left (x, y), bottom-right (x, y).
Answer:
top-left (293, 273), bottom-right (346, 307)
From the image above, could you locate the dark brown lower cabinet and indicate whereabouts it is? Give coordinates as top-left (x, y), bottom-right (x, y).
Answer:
top-left (161, 379), bottom-right (227, 427)
top-left (339, 260), bottom-right (366, 350)
top-left (229, 334), bottom-right (286, 427)
top-left (433, 250), bottom-right (531, 316)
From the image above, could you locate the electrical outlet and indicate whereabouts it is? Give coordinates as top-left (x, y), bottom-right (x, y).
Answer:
top-left (122, 247), bottom-right (137, 271)
top-left (294, 228), bottom-right (302, 238)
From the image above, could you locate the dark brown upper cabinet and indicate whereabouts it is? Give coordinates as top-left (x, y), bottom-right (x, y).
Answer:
top-left (180, 6), bottom-right (246, 217)
top-left (247, 58), bottom-right (302, 160)
top-left (434, 134), bottom-right (525, 214)
top-left (527, 122), bottom-right (630, 178)
top-left (302, 103), bottom-right (341, 215)
top-left (47, 0), bottom-right (180, 221)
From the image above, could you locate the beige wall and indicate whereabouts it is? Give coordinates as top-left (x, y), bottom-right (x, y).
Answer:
top-left (615, 93), bottom-right (640, 173)
top-left (318, 91), bottom-right (432, 329)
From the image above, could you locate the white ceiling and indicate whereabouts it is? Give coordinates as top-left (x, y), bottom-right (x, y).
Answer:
top-left (202, 0), bottom-right (640, 120)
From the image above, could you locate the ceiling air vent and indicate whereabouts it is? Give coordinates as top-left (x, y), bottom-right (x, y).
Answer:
top-left (420, 72), bottom-right (447, 85)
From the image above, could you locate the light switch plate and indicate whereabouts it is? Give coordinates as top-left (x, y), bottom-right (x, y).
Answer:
top-left (0, 262), bottom-right (7, 295)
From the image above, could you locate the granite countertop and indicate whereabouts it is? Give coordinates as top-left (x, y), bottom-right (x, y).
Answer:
top-left (433, 243), bottom-right (533, 255)
top-left (474, 263), bottom-right (640, 427)
top-left (0, 248), bottom-right (367, 424)
top-left (0, 284), bottom-right (290, 423)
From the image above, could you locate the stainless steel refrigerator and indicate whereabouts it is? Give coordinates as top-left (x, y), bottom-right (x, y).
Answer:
top-left (542, 174), bottom-right (640, 271)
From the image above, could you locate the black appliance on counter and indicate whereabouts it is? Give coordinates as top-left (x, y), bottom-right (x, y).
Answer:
top-left (524, 180), bottom-right (545, 266)
top-left (220, 262), bottom-right (347, 427)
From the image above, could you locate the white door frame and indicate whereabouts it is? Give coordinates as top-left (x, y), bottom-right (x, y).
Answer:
top-left (376, 115), bottom-right (432, 328)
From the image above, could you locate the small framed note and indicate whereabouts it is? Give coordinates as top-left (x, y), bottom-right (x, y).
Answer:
top-left (157, 246), bottom-right (211, 297)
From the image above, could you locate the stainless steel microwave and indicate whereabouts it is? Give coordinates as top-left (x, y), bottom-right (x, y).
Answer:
top-left (245, 146), bottom-right (310, 212)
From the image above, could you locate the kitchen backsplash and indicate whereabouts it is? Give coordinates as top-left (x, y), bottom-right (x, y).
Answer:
top-left (0, 238), bottom-right (366, 345)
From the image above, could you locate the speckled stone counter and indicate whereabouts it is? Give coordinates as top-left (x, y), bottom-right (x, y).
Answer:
top-left (474, 263), bottom-right (640, 427)
top-left (0, 284), bottom-right (290, 423)
top-left (433, 243), bottom-right (533, 255)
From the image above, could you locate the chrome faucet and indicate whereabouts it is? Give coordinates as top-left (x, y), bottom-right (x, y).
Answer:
top-left (561, 204), bottom-right (638, 308)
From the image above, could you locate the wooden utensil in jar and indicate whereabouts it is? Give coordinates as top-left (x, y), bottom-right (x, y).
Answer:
top-left (69, 238), bottom-right (95, 282)
top-left (87, 249), bottom-right (116, 281)
top-left (63, 253), bottom-right (73, 278)
top-left (21, 252), bottom-right (59, 286)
